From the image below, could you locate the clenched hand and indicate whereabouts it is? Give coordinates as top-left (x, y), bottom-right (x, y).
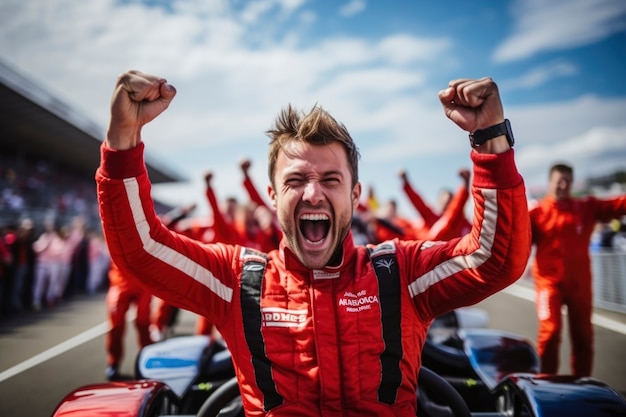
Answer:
top-left (106, 70), bottom-right (177, 150)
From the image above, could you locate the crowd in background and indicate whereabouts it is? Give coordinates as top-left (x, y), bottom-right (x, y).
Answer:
top-left (2, 149), bottom-right (626, 382)
top-left (2, 151), bottom-right (625, 323)
top-left (0, 152), bottom-right (110, 318)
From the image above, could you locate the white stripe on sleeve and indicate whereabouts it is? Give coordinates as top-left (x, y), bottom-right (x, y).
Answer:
top-left (123, 177), bottom-right (233, 302)
top-left (408, 189), bottom-right (497, 298)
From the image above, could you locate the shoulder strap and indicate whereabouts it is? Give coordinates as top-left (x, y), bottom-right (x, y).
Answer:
top-left (239, 248), bottom-right (283, 411)
top-left (367, 240), bottom-right (399, 280)
top-left (367, 241), bottom-right (403, 404)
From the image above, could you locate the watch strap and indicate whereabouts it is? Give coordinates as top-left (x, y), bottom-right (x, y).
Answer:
top-left (469, 119), bottom-right (514, 148)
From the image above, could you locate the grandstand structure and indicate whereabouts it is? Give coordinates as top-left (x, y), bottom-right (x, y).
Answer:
top-left (0, 59), bottom-right (184, 229)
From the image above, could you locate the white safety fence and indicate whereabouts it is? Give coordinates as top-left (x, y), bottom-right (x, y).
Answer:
top-left (592, 251), bottom-right (626, 314)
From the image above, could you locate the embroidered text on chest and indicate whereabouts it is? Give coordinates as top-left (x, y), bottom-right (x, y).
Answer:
top-left (338, 289), bottom-right (380, 313)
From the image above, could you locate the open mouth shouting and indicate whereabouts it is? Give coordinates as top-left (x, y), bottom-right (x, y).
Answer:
top-left (299, 213), bottom-right (331, 246)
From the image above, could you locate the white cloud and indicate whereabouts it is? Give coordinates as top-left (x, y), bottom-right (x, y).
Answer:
top-left (507, 95), bottom-right (626, 146)
top-left (241, 0), bottom-right (306, 24)
top-left (517, 125), bottom-right (626, 196)
top-left (377, 35), bottom-right (452, 65)
top-left (499, 59), bottom-right (577, 90)
top-left (510, 97), bottom-right (626, 194)
top-left (518, 126), bottom-right (626, 170)
top-left (494, 0), bottom-right (626, 62)
top-left (339, 0), bottom-right (366, 17)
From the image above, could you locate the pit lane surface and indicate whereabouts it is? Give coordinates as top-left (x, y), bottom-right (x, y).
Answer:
top-left (1, 282), bottom-right (625, 417)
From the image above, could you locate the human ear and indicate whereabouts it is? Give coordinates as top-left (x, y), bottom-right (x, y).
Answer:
top-left (268, 185), bottom-right (277, 210)
top-left (352, 182), bottom-right (362, 210)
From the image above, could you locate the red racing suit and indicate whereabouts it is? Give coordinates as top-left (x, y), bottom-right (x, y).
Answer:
top-left (97, 143), bottom-right (530, 417)
top-left (529, 194), bottom-right (626, 376)
top-left (105, 261), bottom-right (153, 368)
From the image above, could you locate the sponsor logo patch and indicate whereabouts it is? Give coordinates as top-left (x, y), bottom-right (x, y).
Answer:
top-left (261, 307), bottom-right (308, 328)
top-left (338, 289), bottom-right (379, 313)
top-left (375, 258), bottom-right (395, 274)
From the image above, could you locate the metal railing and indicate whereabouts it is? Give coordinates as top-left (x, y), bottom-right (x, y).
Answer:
top-left (592, 251), bottom-right (626, 314)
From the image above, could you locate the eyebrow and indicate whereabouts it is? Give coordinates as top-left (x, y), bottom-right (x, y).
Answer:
top-left (321, 169), bottom-right (345, 178)
top-left (283, 167), bottom-right (346, 178)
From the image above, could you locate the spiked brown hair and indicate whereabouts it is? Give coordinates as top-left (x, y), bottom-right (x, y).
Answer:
top-left (266, 104), bottom-right (360, 187)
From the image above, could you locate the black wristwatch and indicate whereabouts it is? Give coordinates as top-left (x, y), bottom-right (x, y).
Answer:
top-left (469, 119), bottom-right (514, 148)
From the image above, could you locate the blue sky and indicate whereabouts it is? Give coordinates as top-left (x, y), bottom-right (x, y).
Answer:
top-left (1, 0), bottom-right (625, 218)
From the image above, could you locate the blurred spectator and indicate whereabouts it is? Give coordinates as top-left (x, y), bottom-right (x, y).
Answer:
top-left (86, 229), bottom-right (110, 295)
top-left (612, 218), bottom-right (626, 252)
top-left (204, 171), bottom-right (241, 246)
top-left (357, 185), bottom-right (416, 243)
top-left (204, 170), bottom-right (267, 250)
top-left (56, 217), bottom-right (86, 301)
top-left (399, 167), bottom-right (472, 241)
top-left (590, 222), bottom-right (615, 252)
top-left (371, 198), bottom-right (417, 242)
top-left (31, 218), bottom-right (65, 311)
top-left (8, 218), bottom-right (35, 313)
top-left (240, 159), bottom-right (282, 251)
top-left (350, 212), bottom-right (376, 245)
top-left (0, 228), bottom-right (13, 316)
top-left (67, 227), bottom-right (90, 296)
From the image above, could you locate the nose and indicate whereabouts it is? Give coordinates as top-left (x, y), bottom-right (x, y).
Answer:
top-left (303, 181), bottom-right (324, 205)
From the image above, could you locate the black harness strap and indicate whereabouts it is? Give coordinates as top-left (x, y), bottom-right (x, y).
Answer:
top-left (368, 241), bottom-right (403, 404)
top-left (240, 248), bottom-right (283, 412)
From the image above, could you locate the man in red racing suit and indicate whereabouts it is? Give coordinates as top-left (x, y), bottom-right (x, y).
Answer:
top-left (529, 163), bottom-right (626, 376)
top-left (97, 72), bottom-right (529, 416)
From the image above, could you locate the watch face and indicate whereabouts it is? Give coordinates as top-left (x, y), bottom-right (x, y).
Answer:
top-left (504, 119), bottom-right (514, 147)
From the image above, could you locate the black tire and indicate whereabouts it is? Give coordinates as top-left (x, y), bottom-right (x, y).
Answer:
top-left (196, 376), bottom-right (243, 417)
top-left (417, 367), bottom-right (472, 417)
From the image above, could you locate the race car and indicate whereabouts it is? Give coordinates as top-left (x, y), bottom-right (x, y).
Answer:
top-left (51, 309), bottom-right (626, 417)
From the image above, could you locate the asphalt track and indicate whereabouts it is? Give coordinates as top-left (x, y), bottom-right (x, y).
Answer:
top-left (1, 279), bottom-right (625, 417)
